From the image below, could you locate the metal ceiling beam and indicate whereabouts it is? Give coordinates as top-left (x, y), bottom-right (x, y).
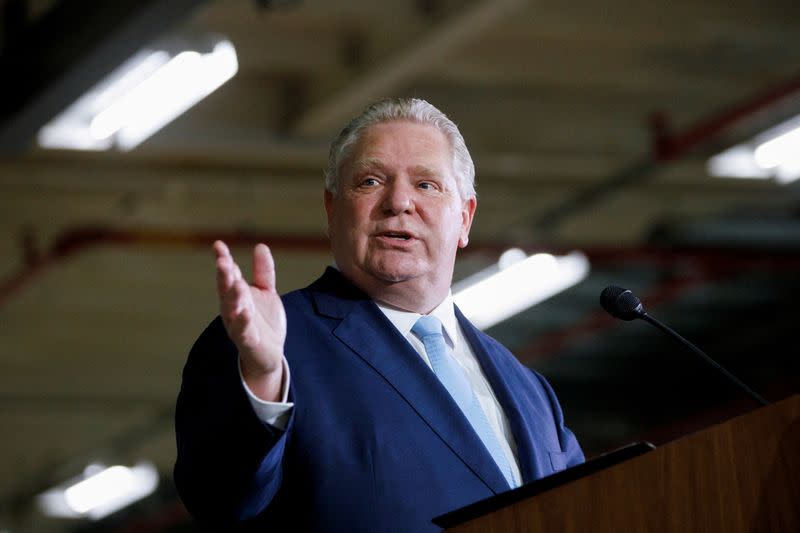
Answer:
top-left (292, 0), bottom-right (526, 138)
top-left (651, 73), bottom-right (800, 160)
top-left (5, 223), bottom-right (800, 308)
top-left (0, 0), bottom-right (211, 154)
top-left (530, 71), bottom-right (800, 237)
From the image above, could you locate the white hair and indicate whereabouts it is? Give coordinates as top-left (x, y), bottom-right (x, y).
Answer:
top-left (323, 97), bottom-right (476, 199)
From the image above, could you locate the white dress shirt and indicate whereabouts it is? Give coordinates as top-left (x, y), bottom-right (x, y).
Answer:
top-left (377, 293), bottom-right (522, 487)
top-left (239, 291), bottom-right (522, 487)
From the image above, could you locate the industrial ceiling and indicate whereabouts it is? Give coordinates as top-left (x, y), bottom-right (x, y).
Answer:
top-left (1, 0), bottom-right (798, 531)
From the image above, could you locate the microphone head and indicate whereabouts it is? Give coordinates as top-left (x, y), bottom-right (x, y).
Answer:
top-left (600, 285), bottom-right (646, 320)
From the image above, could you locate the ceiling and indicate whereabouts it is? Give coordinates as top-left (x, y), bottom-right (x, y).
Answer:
top-left (1, 0), bottom-right (799, 531)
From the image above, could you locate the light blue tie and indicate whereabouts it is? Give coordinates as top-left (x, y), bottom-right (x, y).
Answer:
top-left (412, 315), bottom-right (517, 488)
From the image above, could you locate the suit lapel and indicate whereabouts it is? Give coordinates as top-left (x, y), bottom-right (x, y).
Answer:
top-left (309, 269), bottom-right (510, 494)
top-left (455, 306), bottom-right (547, 484)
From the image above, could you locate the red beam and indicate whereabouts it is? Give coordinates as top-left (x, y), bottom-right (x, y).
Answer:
top-left (651, 73), bottom-right (800, 161)
top-left (4, 225), bottom-right (800, 309)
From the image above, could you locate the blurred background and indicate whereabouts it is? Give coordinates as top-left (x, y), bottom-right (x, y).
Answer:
top-left (1, 0), bottom-right (799, 531)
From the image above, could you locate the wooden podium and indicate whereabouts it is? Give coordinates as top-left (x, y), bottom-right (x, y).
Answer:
top-left (435, 394), bottom-right (799, 532)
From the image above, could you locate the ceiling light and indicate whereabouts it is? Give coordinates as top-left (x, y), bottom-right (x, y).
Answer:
top-left (38, 36), bottom-right (238, 152)
top-left (37, 462), bottom-right (159, 520)
top-left (707, 114), bottom-right (800, 185)
top-left (453, 249), bottom-right (590, 330)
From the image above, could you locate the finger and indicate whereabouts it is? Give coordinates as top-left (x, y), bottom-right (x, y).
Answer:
top-left (252, 243), bottom-right (276, 291)
top-left (215, 246), bottom-right (246, 295)
top-left (216, 255), bottom-right (236, 295)
top-left (232, 278), bottom-right (252, 316)
top-left (214, 240), bottom-right (235, 292)
top-left (220, 278), bottom-right (250, 326)
top-left (212, 240), bottom-right (231, 260)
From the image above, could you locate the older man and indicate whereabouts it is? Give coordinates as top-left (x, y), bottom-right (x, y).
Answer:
top-left (174, 97), bottom-right (584, 532)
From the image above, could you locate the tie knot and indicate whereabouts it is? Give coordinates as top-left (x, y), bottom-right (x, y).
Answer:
top-left (412, 315), bottom-right (443, 339)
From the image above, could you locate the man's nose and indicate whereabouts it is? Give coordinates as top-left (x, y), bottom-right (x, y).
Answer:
top-left (381, 181), bottom-right (415, 214)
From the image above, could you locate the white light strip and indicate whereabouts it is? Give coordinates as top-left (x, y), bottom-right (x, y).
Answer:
top-left (707, 145), bottom-right (771, 180)
top-left (707, 115), bottom-right (800, 185)
top-left (90, 51), bottom-right (172, 115)
top-left (754, 126), bottom-right (800, 169)
top-left (37, 50), bottom-right (170, 151)
top-left (90, 51), bottom-right (203, 140)
top-left (37, 462), bottom-right (159, 520)
top-left (453, 250), bottom-right (590, 330)
top-left (104, 40), bottom-right (238, 150)
top-left (37, 39), bottom-right (238, 151)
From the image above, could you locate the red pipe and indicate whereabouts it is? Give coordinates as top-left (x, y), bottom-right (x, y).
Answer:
top-left (516, 273), bottom-right (713, 364)
top-left (110, 499), bottom-right (190, 533)
top-left (4, 225), bottom-right (800, 309)
top-left (0, 227), bottom-right (332, 304)
top-left (650, 73), bottom-right (800, 160)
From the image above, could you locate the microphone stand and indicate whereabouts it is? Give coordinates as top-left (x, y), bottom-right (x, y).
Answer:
top-left (640, 312), bottom-right (769, 407)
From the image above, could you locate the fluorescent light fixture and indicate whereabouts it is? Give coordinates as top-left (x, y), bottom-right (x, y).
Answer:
top-left (37, 462), bottom-right (159, 520)
top-left (38, 37), bottom-right (238, 151)
top-left (453, 249), bottom-right (590, 330)
top-left (707, 114), bottom-right (800, 185)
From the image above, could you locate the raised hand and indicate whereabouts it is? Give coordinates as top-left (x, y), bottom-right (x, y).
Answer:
top-left (214, 240), bottom-right (287, 401)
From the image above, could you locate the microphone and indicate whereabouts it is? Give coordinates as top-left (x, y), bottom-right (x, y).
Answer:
top-left (599, 285), bottom-right (768, 407)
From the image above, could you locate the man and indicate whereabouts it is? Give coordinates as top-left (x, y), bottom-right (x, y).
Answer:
top-left (174, 97), bottom-right (584, 532)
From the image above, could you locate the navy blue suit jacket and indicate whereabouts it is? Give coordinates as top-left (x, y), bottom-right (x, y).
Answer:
top-left (174, 267), bottom-right (584, 532)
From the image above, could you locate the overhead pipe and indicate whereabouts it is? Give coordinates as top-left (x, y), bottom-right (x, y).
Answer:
top-left (515, 273), bottom-right (714, 364)
top-left (0, 226), bottom-right (331, 306)
top-left (516, 240), bottom-right (800, 365)
top-left (532, 72), bottom-right (800, 236)
top-left (651, 73), bottom-right (800, 161)
top-left (4, 224), bottom-right (800, 309)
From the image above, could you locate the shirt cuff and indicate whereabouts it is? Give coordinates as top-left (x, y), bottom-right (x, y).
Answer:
top-left (238, 355), bottom-right (294, 429)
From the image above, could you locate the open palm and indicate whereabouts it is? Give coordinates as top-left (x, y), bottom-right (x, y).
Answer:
top-left (214, 241), bottom-right (287, 390)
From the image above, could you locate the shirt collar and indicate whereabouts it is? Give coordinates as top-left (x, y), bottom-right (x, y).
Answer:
top-left (376, 292), bottom-right (459, 349)
top-left (329, 263), bottom-right (458, 347)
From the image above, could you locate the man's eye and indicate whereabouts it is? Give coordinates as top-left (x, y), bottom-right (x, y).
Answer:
top-left (418, 181), bottom-right (435, 190)
top-left (361, 178), bottom-right (379, 187)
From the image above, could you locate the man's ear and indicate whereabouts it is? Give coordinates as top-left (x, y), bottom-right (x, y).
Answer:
top-left (324, 189), bottom-right (335, 238)
top-left (458, 196), bottom-right (477, 248)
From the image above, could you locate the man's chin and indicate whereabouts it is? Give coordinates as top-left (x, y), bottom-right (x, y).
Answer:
top-left (372, 270), bottom-right (417, 284)
top-left (365, 263), bottom-right (423, 284)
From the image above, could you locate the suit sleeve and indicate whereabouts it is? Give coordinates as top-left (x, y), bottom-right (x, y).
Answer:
top-left (534, 371), bottom-right (585, 468)
top-left (173, 317), bottom-right (294, 525)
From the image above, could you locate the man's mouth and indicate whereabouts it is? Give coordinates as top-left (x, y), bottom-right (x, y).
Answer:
top-left (377, 231), bottom-right (414, 241)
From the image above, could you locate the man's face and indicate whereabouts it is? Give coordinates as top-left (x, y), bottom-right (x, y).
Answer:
top-left (324, 120), bottom-right (476, 299)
